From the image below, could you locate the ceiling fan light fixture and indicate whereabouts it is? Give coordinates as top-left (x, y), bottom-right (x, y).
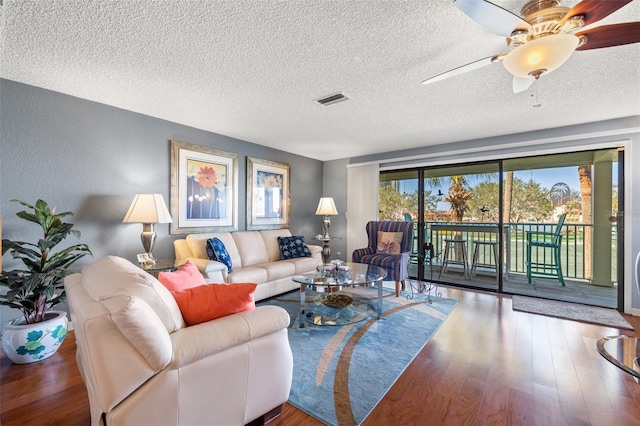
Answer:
top-left (502, 33), bottom-right (579, 78)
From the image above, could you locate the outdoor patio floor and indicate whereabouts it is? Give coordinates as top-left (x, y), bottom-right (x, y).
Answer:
top-left (409, 263), bottom-right (617, 309)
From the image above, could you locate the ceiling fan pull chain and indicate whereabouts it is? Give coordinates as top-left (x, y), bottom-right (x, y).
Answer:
top-left (530, 80), bottom-right (542, 108)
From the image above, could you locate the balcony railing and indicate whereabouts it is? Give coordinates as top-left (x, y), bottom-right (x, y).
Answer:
top-left (407, 221), bottom-right (607, 281)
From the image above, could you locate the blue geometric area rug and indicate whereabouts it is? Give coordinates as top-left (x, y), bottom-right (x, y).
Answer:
top-left (258, 288), bottom-right (458, 426)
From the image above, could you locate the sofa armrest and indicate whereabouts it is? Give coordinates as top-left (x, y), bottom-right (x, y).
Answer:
top-left (174, 239), bottom-right (193, 263)
top-left (102, 296), bottom-right (173, 372)
top-left (307, 244), bottom-right (322, 256)
top-left (185, 257), bottom-right (228, 282)
top-left (168, 305), bottom-right (290, 369)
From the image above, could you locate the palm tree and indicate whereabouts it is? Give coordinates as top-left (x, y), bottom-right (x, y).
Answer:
top-left (503, 171), bottom-right (513, 223)
top-left (444, 175), bottom-right (473, 222)
top-left (578, 165), bottom-right (592, 279)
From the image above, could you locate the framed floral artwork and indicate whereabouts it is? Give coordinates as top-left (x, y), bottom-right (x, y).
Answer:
top-left (247, 157), bottom-right (290, 230)
top-left (170, 140), bottom-right (238, 234)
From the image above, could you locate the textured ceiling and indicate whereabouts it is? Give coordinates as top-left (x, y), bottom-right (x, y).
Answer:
top-left (1, 0), bottom-right (639, 161)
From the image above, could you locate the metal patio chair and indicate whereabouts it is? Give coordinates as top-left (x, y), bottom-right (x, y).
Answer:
top-left (525, 213), bottom-right (567, 286)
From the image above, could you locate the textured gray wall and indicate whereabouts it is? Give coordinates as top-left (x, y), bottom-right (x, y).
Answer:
top-left (0, 79), bottom-right (323, 322)
top-left (320, 158), bottom-right (349, 260)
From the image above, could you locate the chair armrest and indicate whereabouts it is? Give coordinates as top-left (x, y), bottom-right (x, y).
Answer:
top-left (168, 305), bottom-right (290, 369)
top-left (526, 231), bottom-right (554, 242)
top-left (352, 247), bottom-right (374, 262)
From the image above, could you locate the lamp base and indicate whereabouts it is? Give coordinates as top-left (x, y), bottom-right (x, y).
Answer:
top-left (321, 242), bottom-right (331, 265)
top-left (141, 223), bottom-right (157, 260)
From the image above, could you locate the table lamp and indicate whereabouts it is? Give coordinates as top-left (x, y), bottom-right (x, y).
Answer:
top-left (123, 194), bottom-right (172, 260)
top-left (315, 197), bottom-right (338, 264)
top-left (316, 197), bottom-right (338, 239)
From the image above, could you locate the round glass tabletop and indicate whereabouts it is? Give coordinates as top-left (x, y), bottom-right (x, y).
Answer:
top-left (294, 262), bottom-right (387, 327)
top-left (596, 335), bottom-right (640, 380)
top-left (292, 262), bottom-right (387, 289)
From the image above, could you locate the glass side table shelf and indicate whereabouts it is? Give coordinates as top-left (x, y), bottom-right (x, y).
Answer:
top-left (140, 259), bottom-right (178, 277)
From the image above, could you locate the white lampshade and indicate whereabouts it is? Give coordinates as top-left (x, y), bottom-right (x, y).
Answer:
top-left (503, 33), bottom-right (579, 78)
top-left (315, 197), bottom-right (338, 216)
top-left (123, 194), bottom-right (172, 224)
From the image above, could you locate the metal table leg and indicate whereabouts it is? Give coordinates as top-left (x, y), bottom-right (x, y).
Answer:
top-left (299, 284), bottom-right (306, 328)
top-left (407, 248), bottom-right (441, 304)
top-left (377, 279), bottom-right (383, 319)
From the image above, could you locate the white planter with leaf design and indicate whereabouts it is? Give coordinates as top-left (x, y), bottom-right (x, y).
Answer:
top-left (1, 311), bottom-right (68, 364)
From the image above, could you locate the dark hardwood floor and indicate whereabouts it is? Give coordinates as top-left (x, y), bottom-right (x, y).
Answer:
top-left (3, 286), bottom-right (640, 425)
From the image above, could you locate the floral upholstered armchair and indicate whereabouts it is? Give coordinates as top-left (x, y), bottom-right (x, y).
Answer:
top-left (352, 220), bottom-right (414, 297)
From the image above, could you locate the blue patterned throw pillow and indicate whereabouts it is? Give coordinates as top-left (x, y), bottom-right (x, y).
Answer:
top-left (278, 235), bottom-right (312, 260)
top-left (206, 238), bottom-right (218, 261)
top-left (209, 237), bottom-right (232, 273)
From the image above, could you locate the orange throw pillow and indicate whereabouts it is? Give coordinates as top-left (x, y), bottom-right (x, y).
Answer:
top-left (171, 283), bottom-right (257, 326)
top-left (158, 260), bottom-right (206, 292)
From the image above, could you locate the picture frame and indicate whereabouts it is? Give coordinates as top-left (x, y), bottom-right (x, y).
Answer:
top-left (170, 140), bottom-right (238, 234)
top-left (247, 157), bottom-right (290, 230)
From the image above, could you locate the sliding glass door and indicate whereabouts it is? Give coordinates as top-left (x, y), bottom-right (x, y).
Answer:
top-left (501, 149), bottom-right (620, 308)
top-left (422, 162), bottom-right (502, 291)
top-left (380, 162), bottom-right (502, 292)
top-left (378, 148), bottom-right (623, 309)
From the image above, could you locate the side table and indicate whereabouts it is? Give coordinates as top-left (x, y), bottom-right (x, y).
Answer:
top-left (314, 236), bottom-right (340, 264)
top-left (406, 248), bottom-right (442, 304)
top-left (141, 259), bottom-right (178, 277)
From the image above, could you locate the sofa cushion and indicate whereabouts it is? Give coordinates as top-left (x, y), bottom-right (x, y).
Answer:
top-left (257, 261), bottom-right (296, 282)
top-left (282, 256), bottom-right (320, 274)
top-left (157, 260), bottom-right (206, 291)
top-left (277, 235), bottom-right (312, 259)
top-left (81, 256), bottom-right (185, 332)
top-left (171, 283), bottom-right (257, 326)
top-left (185, 232), bottom-right (241, 268)
top-left (260, 229), bottom-right (292, 262)
top-left (208, 237), bottom-right (232, 273)
top-left (377, 231), bottom-right (403, 255)
top-left (102, 295), bottom-right (172, 372)
top-left (233, 231), bottom-right (269, 266)
top-left (227, 266), bottom-right (269, 284)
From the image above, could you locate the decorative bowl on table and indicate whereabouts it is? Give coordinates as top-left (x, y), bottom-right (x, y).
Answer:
top-left (321, 293), bottom-right (353, 309)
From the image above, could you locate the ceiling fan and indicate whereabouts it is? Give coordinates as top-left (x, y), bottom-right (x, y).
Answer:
top-left (421, 0), bottom-right (640, 93)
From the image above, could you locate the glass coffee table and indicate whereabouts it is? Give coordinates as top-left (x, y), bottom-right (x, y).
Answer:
top-left (292, 262), bottom-right (387, 328)
top-left (596, 335), bottom-right (640, 382)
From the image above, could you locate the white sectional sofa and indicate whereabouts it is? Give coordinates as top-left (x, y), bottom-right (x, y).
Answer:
top-left (174, 229), bottom-right (322, 301)
top-left (64, 255), bottom-right (293, 426)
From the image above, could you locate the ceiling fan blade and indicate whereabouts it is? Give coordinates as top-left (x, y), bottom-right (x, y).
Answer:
top-left (421, 54), bottom-right (505, 85)
top-left (563, 0), bottom-right (633, 27)
top-left (576, 22), bottom-right (640, 50)
top-left (454, 0), bottom-right (531, 38)
top-left (513, 76), bottom-right (533, 93)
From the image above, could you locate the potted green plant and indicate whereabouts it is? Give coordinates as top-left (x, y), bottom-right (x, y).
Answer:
top-left (1, 199), bottom-right (91, 363)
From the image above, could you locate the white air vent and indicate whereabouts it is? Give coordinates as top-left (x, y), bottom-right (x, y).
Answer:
top-left (315, 92), bottom-right (349, 106)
